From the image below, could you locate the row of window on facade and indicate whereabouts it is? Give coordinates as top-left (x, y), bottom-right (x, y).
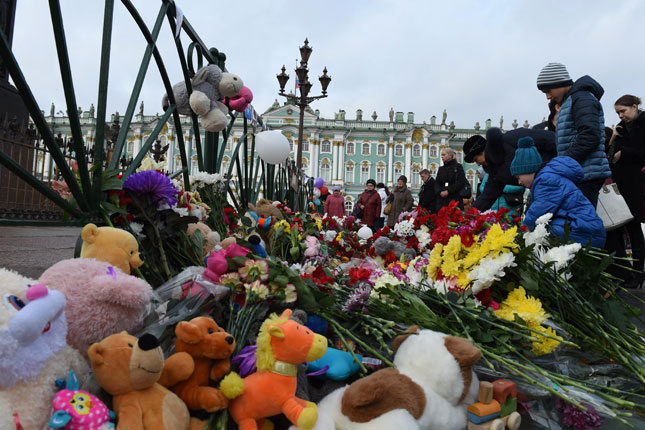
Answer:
top-left (221, 137), bottom-right (463, 162)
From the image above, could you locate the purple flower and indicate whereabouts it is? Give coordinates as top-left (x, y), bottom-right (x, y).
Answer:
top-left (231, 345), bottom-right (257, 377)
top-left (123, 170), bottom-right (177, 207)
top-left (342, 284), bottom-right (371, 313)
top-left (556, 399), bottom-right (604, 430)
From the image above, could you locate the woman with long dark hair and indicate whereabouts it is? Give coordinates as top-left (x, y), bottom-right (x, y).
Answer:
top-left (607, 95), bottom-right (645, 287)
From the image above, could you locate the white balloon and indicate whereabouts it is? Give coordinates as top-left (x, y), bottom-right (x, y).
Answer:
top-left (313, 188), bottom-right (321, 198)
top-left (255, 130), bottom-right (290, 165)
top-left (357, 225), bottom-right (373, 240)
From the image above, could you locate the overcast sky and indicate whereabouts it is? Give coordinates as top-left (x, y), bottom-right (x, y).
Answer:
top-left (10, 0), bottom-right (645, 129)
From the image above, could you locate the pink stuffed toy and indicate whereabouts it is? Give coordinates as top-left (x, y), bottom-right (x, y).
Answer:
top-left (227, 86), bottom-right (253, 112)
top-left (304, 235), bottom-right (320, 258)
top-left (39, 258), bottom-right (152, 356)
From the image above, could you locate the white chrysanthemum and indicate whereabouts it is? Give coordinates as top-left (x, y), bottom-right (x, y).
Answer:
top-left (129, 222), bottom-right (144, 236)
top-left (414, 225), bottom-right (432, 249)
top-left (541, 243), bottom-right (581, 271)
top-left (468, 252), bottom-right (517, 294)
top-left (172, 206), bottom-right (189, 217)
top-left (393, 219), bottom-right (415, 237)
top-left (524, 223), bottom-right (549, 247)
top-left (536, 213), bottom-right (553, 225)
top-left (406, 265), bottom-right (424, 288)
top-left (431, 279), bottom-right (450, 295)
top-left (190, 171), bottom-right (225, 187)
top-left (374, 272), bottom-right (402, 290)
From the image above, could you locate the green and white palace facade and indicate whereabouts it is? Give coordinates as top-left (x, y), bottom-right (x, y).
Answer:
top-left (42, 100), bottom-right (536, 211)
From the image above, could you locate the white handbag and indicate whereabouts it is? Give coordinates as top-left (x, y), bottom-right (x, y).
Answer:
top-left (596, 183), bottom-right (633, 231)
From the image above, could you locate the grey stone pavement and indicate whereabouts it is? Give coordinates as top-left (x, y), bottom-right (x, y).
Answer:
top-left (0, 226), bottom-right (81, 279)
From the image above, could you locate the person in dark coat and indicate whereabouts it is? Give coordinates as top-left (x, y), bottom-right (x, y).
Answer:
top-left (512, 137), bottom-right (605, 248)
top-left (418, 168), bottom-right (436, 213)
top-left (464, 128), bottom-right (556, 211)
top-left (386, 175), bottom-right (414, 227)
top-left (607, 95), bottom-right (645, 287)
top-left (355, 179), bottom-right (381, 231)
top-left (434, 148), bottom-right (467, 211)
top-left (536, 62), bottom-right (611, 207)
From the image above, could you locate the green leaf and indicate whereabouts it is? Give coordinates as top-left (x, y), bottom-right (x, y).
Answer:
top-left (601, 299), bottom-right (628, 331)
top-left (100, 201), bottom-right (128, 214)
top-left (101, 176), bottom-right (123, 191)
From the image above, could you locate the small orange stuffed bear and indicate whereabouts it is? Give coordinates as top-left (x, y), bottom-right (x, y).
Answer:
top-left (161, 317), bottom-right (236, 412)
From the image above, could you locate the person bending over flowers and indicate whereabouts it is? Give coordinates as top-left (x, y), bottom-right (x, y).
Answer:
top-left (511, 136), bottom-right (605, 248)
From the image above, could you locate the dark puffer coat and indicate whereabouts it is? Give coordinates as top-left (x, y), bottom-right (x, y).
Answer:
top-left (473, 127), bottom-right (556, 211)
top-left (524, 156), bottom-right (605, 248)
top-left (555, 76), bottom-right (611, 182)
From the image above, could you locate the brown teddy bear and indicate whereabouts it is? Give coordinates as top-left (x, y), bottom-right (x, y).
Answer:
top-left (186, 222), bottom-right (221, 260)
top-left (160, 317), bottom-right (236, 413)
top-left (248, 199), bottom-right (284, 251)
top-left (88, 331), bottom-right (205, 430)
top-left (80, 223), bottom-right (143, 274)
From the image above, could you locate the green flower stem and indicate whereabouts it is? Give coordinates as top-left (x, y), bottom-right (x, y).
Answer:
top-left (324, 314), bottom-right (395, 367)
top-left (507, 349), bottom-right (643, 412)
top-left (329, 322), bottom-right (367, 374)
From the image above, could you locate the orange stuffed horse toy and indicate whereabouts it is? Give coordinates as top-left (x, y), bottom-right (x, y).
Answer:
top-left (220, 309), bottom-right (327, 430)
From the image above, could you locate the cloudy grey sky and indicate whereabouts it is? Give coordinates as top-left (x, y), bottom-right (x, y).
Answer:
top-left (11, 0), bottom-right (645, 128)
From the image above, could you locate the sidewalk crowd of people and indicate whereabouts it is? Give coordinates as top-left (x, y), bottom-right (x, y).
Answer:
top-left (325, 62), bottom-right (645, 288)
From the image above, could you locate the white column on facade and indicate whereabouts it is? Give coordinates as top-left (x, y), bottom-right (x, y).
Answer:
top-left (422, 137), bottom-right (429, 170)
top-left (330, 141), bottom-right (337, 180)
top-left (135, 127), bottom-right (143, 155)
top-left (404, 138), bottom-right (412, 179)
top-left (387, 137), bottom-right (394, 185)
top-left (337, 141), bottom-right (345, 181)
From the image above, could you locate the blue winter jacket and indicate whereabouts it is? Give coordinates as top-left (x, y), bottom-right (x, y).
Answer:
top-left (555, 76), bottom-right (611, 182)
top-left (524, 156), bottom-right (606, 248)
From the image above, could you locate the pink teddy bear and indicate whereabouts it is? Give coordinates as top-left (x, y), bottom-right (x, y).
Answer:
top-left (304, 235), bottom-right (321, 258)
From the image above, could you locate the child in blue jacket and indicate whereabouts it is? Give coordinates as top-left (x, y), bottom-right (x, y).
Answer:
top-left (511, 137), bottom-right (606, 248)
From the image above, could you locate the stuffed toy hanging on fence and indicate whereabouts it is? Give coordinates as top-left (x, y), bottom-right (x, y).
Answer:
top-left (220, 309), bottom-right (328, 430)
top-left (162, 64), bottom-right (243, 132)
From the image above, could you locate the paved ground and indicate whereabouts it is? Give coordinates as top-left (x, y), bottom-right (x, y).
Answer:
top-left (0, 226), bottom-right (81, 279)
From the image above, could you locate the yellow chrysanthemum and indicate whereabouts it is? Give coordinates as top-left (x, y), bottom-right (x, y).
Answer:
top-left (528, 322), bottom-right (562, 356)
top-left (426, 244), bottom-right (444, 279)
top-left (456, 271), bottom-right (471, 289)
top-left (335, 232), bottom-right (342, 242)
top-left (273, 220), bottom-right (291, 234)
top-left (495, 286), bottom-right (548, 325)
top-left (441, 235), bottom-right (464, 278)
top-left (315, 219), bottom-right (322, 231)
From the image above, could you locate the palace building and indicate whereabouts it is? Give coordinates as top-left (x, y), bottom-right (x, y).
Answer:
top-left (41, 99), bottom-right (537, 212)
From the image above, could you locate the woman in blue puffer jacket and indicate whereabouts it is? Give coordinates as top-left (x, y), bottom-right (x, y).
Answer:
top-left (511, 137), bottom-right (606, 248)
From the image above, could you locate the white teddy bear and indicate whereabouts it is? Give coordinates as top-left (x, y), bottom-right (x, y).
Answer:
top-left (0, 268), bottom-right (88, 430)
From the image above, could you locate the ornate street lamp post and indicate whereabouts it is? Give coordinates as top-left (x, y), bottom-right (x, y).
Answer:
top-left (276, 39), bottom-right (331, 210)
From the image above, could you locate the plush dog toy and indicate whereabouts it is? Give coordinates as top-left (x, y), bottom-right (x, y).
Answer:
top-left (40, 258), bottom-right (152, 356)
top-left (161, 317), bottom-right (236, 412)
top-left (162, 64), bottom-right (243, 132)
top-left (220, 309), bottom-right (328, 430)
top-left (80, 223), bottom-right (143, 274)
top-left (305, 328), bottom-right (481, 430)
top-left (88, 331), bottom-right (205, 430)
top-left (0, 269), bottom-right (88, 430)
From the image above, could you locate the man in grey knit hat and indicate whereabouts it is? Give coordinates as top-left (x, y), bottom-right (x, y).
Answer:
top-left (536, 62), bottom-right (610, 207)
